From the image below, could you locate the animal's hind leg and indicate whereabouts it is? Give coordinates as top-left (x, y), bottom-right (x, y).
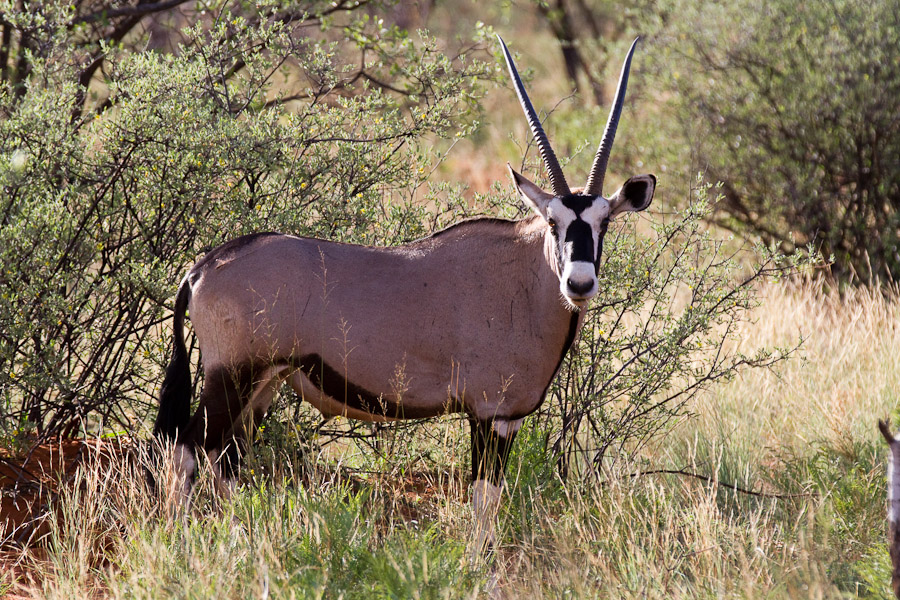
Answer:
top-left (215, 365), bottom-right (288, 488)
top-left (175, 363), bottom-right (286, 501)
top-left (170, 365), bottom-right (243, 505)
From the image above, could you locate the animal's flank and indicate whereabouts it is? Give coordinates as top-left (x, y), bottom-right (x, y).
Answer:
top-left (297, 353), bottom-right (445, 419)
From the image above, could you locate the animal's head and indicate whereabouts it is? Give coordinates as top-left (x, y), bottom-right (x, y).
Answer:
top-left (499, 36), bottom-right (656, 310)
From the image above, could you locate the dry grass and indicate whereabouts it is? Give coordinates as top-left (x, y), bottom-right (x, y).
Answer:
top-left (1, 278), bottom-right (896, 599)
top-left (675, 278), bottom-right (900, 459)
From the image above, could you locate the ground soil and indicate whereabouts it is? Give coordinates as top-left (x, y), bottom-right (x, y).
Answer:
top-left (1, 437), bottom-right (132, 595)
top-left (1, 438), bottom-right (133, 544)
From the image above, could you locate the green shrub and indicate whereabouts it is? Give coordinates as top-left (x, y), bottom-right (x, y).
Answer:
top-left (537, 179), bottom-right (810, 479)
top-left (647, 0), bottom-right (900, 282)
top-left (0, 1), bottom-right (494, 440)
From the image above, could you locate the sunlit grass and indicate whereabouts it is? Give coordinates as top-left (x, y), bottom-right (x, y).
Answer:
top-left (3, 278), bottom-right (896, 598)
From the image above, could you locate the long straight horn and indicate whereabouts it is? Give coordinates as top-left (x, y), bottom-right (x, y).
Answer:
top-left (584, 37), bottom-right (641, 197)
top-left (497, 35), bottom-right (571, 197)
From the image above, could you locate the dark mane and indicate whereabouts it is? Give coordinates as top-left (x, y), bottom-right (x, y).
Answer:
top-left (431, 216), bottom-right (519, 234)
top-left (194, 216), bottom-right (533, 265)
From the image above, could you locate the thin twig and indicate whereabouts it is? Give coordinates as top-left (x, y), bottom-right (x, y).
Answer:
top-left (627, 468), bottom-right (815, 499)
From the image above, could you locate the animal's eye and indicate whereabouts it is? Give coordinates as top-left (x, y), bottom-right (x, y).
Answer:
top-left (548, 219), bottom-right (558, 234)
top-left (601, 218), bottom-right (610, 229)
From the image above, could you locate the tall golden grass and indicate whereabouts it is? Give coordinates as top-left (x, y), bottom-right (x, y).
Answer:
top-left (681, 278), bottom-right (900, 456)
top-left (2, 278), bottom-right (895, 599)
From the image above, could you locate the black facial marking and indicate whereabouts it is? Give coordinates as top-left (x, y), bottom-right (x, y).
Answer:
top-left (565, 218), bottom-right (595, 263)
top-left (560, 194), bottom-right (595, 215)
top-left (595, 235), bottom-right (605, 274)
top-left (548, 218), bottom-right (559, 238)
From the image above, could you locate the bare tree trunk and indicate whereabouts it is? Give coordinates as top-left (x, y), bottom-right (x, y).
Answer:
top-left (535, 0), bottom-right (604, 106)
top-left (0, 21), bottom-right (11, 85)
top-left (879, 419), bottom-right (900, 598)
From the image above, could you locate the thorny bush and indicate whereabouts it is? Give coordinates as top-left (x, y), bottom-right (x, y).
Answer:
top-left (537, 178), bottom-right (813, 480)
top-left (0, 0), bottom-right (496, 442)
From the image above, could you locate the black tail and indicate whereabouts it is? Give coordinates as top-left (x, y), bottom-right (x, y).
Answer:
top-left (153, 278), bottom-right (193, 441)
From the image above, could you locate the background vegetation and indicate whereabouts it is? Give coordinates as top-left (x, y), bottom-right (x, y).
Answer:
top-left (0, 0), bottom-right (897, 597)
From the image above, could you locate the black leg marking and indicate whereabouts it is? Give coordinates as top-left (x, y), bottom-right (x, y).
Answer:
top-left (297, 353), bottom-right (438, 419)
top-left (217, 438), bottom-right (245, 479)
top-left (470, 418), bottom-right (518, 485)
top-left (178, 363), bottom-right (261, 473)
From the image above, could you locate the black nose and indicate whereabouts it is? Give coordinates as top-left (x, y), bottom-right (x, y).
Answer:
top-left (567, 278), bottom-right (594, 296)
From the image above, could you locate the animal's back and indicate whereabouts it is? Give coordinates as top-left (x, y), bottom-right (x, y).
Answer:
top-left (185, 222), bottom-right (571, 420)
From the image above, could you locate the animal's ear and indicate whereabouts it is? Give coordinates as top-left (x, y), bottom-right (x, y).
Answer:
top-left (609, 174), bottom-right (656, 218)
top-left (508, 163), bottom-right (555, 220)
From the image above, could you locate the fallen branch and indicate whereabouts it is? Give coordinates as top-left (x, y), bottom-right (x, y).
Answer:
top-left (631, 468), bottom-right (815, 500)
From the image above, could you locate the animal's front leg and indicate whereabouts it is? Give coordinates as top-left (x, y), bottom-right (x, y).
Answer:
top-left (469, 417), bottom-right (522, 556)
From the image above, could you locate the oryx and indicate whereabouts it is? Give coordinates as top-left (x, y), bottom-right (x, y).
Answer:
top-left (154, 36), bottom-right (655, 550)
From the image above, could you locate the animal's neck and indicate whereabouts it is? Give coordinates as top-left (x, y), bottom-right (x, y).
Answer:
top-left (515, 214), bottom-right (584, 341)
top-left (497, 216), bottom-right (583, 415)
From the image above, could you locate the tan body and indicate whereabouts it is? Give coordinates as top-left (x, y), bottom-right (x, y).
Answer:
top-left (186, 216), bottom-right (577, 430)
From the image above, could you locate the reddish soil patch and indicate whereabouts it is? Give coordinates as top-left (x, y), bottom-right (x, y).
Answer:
top-left (0, 438), bottom-right (466, 595)
top-left (1, 437), bottom-right (132, 596)
top-left (357, 469), bottom-right (468, 526)
top-left (1, 438), bottom-right (131, 546)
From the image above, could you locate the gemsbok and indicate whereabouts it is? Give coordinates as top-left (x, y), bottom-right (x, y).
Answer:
top-left (154, 36), bottom-right (655, 550)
